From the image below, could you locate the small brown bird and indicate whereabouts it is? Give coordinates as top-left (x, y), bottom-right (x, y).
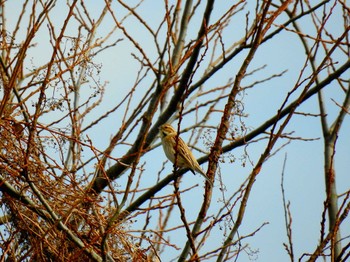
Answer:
top-left (159, 123), bottom-right (213, 186)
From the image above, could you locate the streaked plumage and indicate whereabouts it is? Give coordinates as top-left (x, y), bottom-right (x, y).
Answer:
top-left (159, 123), bottom-right (213, 187)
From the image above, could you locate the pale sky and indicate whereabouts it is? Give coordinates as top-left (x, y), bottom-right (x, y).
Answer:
top-left (4, 1), bottom-right (350, 261)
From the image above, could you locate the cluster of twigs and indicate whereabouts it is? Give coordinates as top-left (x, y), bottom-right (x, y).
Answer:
top-left (0, 0), bottom-right (349, 261)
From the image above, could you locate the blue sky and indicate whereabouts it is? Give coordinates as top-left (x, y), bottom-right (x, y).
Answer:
top-left (4, 1), bottom-right (350, 261)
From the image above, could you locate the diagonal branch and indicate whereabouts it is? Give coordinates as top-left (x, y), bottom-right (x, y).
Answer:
top-left (114, 57), bottom-right (350, 224)
top-left (0, 174), bottom-right (102, 261)
top-left (88, 0), bottom-right (216, 197)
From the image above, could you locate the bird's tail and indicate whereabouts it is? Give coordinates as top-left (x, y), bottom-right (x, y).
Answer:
top-left (196, 167), bottom-right (213, 187)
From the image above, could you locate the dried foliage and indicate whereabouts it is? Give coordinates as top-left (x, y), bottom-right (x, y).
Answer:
top-left (0, 0), bottom-right (349, 261)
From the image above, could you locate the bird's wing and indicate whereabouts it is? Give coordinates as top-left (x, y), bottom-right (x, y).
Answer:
top-left (175, 137), bottom-right (196, 167)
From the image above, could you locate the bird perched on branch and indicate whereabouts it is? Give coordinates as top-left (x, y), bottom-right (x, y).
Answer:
top-left (159, 123), bottom-right (213, 187)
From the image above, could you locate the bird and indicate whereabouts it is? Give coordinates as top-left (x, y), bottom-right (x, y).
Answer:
top-left (159, 123), bottom-right (213, 187)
